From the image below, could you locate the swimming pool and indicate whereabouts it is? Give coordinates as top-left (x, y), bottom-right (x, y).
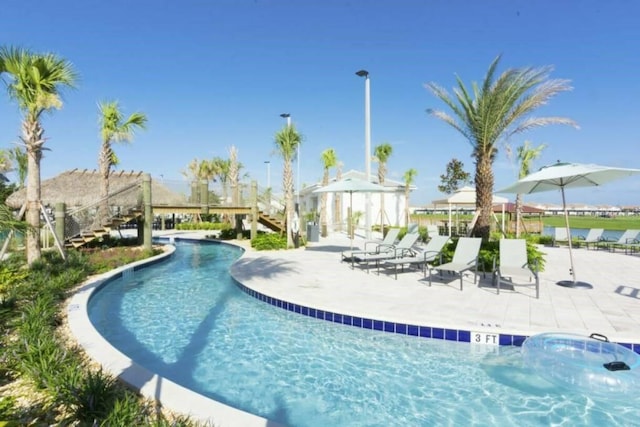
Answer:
top-left (87, 239), bottom-right (640, 426)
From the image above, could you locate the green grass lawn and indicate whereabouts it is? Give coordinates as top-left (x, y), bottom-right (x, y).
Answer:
top-left (412, 213), bottom-right (640, 231)
top-left (540, 216), bottom-right (640, 231)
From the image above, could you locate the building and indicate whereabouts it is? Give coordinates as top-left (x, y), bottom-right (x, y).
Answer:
top-left (298, 170), bottom-right (415, 232)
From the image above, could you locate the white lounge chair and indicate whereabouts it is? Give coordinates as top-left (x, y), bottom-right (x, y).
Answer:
top-left (493, 239), bottom-right (539, 299)
top-left (351, 232), bottom-right (420, 273)
top-left (603, 229), bottom-right (640, 254)
top-left (552, 227), bottom-right (570, 247)
top-left (578, 228), bottom-right (604, 250)
top-left (382, 235), bottom-right (450, 279)
top-left (426, 237), bottom-right (481, 290)
top-left (341, 228), bottom-right (400, 262)
top-left (426, 224), bottom-right (439, 239)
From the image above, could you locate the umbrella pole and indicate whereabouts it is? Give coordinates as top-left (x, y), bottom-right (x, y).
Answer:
top-left (349, 192), bottom-right (353, 250)
top-left (561, 187), bottom-right (577, 283)
top-left (556, 187), bottom-right (591, 289)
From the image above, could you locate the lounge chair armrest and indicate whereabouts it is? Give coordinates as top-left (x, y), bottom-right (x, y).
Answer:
top-left (421, 250), bottom-right (437, 261)
top-left (395, 247), bottom-right (414, 258)
top-left (364, 241), bottom-right (380, 252)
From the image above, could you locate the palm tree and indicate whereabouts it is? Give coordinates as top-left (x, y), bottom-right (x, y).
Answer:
top-left (96, 101), bottom-right (147, 227)
top-left (181, 158), bottom-right (200, 202)
top-left (274, 124), bottom-right (302, 248)
top-left (514, 141), bottom-right (546, 237)
top-left (210, 157), bottom-right (231, 205)
top-left (0, 46), bottom-right (77, 264)
top-left (8, 147), bottom-right (28, 188)
top-left (373, 143), bottom-right (393, 231)
top-left (320, 148), bottom-right (337, 237)
top-left (228, 146), bottom-right (244, 233)
top-left (403, 168), bottom-right (417, 226)
top-left (426, 55), bottom-right (577, 240)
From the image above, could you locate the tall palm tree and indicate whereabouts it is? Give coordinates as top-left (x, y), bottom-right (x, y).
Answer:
top-left (426, 55), bottom-right (577, 240)
top-left (96, 101), bottom-right (147, 227)
top-left (320, 148), bottom-right (337, 237)
top-left (181, 158), bottom-right (200, 203)
top-left (0, 46), bottom-right (77, 264)
top-left (514, 141), bottom-right (546, 237)
top-left (373, 143), bottom-right (393, 231)
top-left (210, 157), bottom-right (231, 204)
top-left (228, 146), bottom-right (242, 232)
top-left (403, 168), bottom-right (417, 226)
top-left (274, 124), bottom-right (302, 248)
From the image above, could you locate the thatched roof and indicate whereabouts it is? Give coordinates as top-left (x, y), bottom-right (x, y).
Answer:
top-left (492, 202), bottom-right (545, 214)
top-left (6, 169), bottom-right (188, 209)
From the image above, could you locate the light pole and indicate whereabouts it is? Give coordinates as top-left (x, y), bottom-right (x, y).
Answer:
top-left (280, 113), bottom-right (299, 213)
top-left (356, 69), bottom-right (372, 239)
top-left (264, 160), bottom-right (271, 189)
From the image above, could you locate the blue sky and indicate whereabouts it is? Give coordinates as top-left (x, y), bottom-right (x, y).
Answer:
top-left (1, 0), bottom-right (639, 207)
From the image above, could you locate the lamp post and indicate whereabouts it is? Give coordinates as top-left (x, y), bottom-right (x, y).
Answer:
top-left (356, 69), bottom-right (372, 239)
top-left (280, 113), bottom-right (299, 213)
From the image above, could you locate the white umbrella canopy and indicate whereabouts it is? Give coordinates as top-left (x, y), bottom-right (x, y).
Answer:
top-left (432, 186), bottom-right (508, 205)
top-left (313, 177), bottom-right (388, 248)
top-left (432, 186), bottom-right (509, 236)
top-left (497, 162), bottom-right (640, 288)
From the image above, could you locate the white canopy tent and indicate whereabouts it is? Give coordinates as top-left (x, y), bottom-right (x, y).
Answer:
top-left (432, 186), bottom-right (509, 236)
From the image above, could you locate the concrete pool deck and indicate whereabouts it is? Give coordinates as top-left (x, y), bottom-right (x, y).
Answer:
top-left (231, 231), bottom-right (640, 346)
top-left (68, 230), bottom-right (640, 426)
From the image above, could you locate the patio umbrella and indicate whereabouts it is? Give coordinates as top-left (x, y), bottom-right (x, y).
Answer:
top-left (497, 162), bottom-right (640, 288)
top-left (313, 177), bottom-right (388, 249)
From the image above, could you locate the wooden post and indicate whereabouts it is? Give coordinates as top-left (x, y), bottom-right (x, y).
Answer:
top-left (55, 202), bottom-right (66, 247)
top-left (143, 174), bottom-right (152, 251)
top-left (251, 180), bottom-right (258, 240)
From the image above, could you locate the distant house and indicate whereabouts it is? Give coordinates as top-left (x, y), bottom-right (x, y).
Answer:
top-left (298, 170), bottom-right (416, 230)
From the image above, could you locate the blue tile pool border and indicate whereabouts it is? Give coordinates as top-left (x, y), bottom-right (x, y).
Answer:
top-left (143, 237), bottom-right (640, 355)
top-left (233, 280), bottom-right (640, 354)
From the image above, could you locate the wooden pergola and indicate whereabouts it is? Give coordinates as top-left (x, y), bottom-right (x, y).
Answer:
top-left (492, 202), bottom-right (545, 234)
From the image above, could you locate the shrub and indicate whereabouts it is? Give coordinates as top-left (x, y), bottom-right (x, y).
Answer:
top-left (14, 335), bottom-right (70, 390)
top-left (251, 233), bottom-right (287, 250)
top-left (58, 368), bottom-right (120, 424)
top-left (218, 228), bottom-right (250, 240)
top-left (176, 221), bottom-right (231, 231)
top-left (99, 393), bottom-right (148, 426)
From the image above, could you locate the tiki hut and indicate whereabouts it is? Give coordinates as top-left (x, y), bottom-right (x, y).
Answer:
top-left (6, 169), bottom-right (188, 210)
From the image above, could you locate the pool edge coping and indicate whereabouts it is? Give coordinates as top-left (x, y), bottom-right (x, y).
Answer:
top-left (67, 239), bottom-right (281, 427)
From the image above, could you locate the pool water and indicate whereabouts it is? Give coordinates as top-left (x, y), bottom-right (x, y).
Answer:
top-left (88, 240), bottom-right (640, 426)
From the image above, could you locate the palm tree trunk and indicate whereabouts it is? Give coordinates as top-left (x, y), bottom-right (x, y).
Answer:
top-left (405, 187), bottom-right (410, 226)
top-left (95, 142), bottom-right (111, 228)
top-left (333, 167), bottom-right (342, 231)
top-left (24, 118), bottom-right (43, 265)
top-left (320, 170), bottom-right (328, 237)
top-left (515, 193), bottom-right (523, 237)
top-left (474, 154), bottom-right (494, 241)
top-left (283, 160), bottom-right (294, 248)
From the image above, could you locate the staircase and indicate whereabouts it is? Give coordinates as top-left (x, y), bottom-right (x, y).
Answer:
top-left (65, 208), bottom-right (143, 248)
top-left (258, 211), bottom-right (286, 233)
